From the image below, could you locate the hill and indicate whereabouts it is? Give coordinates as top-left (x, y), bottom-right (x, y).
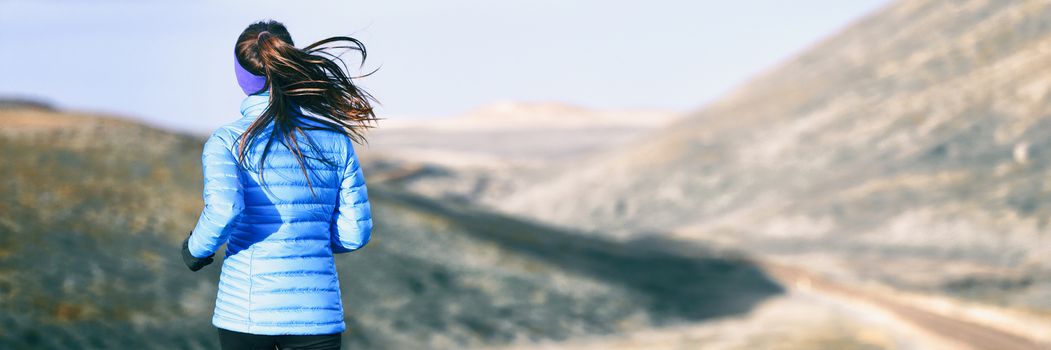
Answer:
top-left (496, 0), bottom-right (1051, 313)
top-left (365, 101), bottom-right (679, 169)
top-left (359, 102), bottom-right (681, 209)
top-left (382, 101), bottom-right (678, 131)
top-left (0, 107), bottom-right (779, 349)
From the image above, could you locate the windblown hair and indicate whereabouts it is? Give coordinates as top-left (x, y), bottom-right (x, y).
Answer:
top-left (234, 20), bottom-right (378, 193)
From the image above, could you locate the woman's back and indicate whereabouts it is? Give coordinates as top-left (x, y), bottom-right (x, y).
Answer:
top-left (187, 91), bottom-right (372, 335)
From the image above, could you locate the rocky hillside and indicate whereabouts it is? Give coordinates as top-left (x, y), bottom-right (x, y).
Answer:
top-left (497, 0), bottom-right (1051, 312)
top-left (0, 107), bottom-right (779, 349)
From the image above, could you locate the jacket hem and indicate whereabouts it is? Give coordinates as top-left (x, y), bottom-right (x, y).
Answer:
top-left (213, 314), bottom-right (346, 335)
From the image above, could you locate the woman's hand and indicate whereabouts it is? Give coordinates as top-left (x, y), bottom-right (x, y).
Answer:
top-left (182, 231), bottom-right (215, 271)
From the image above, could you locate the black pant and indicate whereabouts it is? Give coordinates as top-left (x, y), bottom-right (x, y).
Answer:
top-left (218, 328), bottom-right (342, 350)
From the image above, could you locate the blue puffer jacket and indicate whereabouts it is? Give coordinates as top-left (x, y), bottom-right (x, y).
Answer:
top-left (187, 91), bottom-right (373, 335)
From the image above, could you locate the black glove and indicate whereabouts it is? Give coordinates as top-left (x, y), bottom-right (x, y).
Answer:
top-left (182, 232), bottom-right (214, 272)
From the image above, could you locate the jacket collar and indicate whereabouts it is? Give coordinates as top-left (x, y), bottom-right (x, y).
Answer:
top-left (239, 90), bottom-right (271, 118)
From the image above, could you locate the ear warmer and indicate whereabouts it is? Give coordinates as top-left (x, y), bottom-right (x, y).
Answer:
top-left (235, 53), bottom-right (267, 95)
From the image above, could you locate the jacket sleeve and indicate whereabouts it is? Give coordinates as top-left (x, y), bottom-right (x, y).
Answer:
top-left (188, 131), bottom-right (245, 258)
top-left (330, 143), bottom-right (373, 254)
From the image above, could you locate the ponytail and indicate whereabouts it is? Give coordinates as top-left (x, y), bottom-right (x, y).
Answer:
top-left (234, 20), bottom-right (379, 194)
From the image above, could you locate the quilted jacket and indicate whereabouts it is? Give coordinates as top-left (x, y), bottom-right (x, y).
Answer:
top-left (187, 91), bottom-right (373, 335)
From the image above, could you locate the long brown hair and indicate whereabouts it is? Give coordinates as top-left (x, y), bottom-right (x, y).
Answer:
top-left (234, 20), bottom-right (378, 193)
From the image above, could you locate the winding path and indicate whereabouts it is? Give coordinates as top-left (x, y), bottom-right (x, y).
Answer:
top-left (761, 262), bottom-right (1048, 350)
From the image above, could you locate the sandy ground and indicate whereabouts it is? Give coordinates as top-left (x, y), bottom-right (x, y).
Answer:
top-left (488, 261), bottom-right (1051, 350)
top-left (490, 292), bottom-right (920, 350)
top-left (762, 262), bottom-right (1049, 350)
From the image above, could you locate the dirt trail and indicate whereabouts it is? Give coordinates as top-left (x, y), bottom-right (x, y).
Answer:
top-left (761, 262), bottom-right (1049, 350)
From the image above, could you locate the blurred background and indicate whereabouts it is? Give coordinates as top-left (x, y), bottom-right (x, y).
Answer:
top-left (1, 0), bottom-right (1049, 349)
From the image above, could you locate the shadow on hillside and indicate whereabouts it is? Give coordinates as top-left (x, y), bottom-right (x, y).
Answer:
top-left (373, 186), bottom-right (784, 323)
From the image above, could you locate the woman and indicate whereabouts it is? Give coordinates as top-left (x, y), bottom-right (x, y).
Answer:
top-left (180, 20), bottom-right (378, 350)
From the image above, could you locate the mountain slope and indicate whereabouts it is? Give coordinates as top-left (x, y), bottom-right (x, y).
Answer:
top-left (360, 102), bottom-right (681, 212)
top-left (382, 101), bottom-right (678, 130)
top-left (0, 108), bottom-right (780, 349)
top-left (498, 0), bottom-right (1051, 311)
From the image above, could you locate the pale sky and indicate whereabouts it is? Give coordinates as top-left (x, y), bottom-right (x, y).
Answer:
top-left (0, 0), bottom-right (890, 133)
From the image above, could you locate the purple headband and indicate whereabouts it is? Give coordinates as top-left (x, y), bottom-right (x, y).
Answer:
top-left (234, 52), bottom-right (267, 95)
